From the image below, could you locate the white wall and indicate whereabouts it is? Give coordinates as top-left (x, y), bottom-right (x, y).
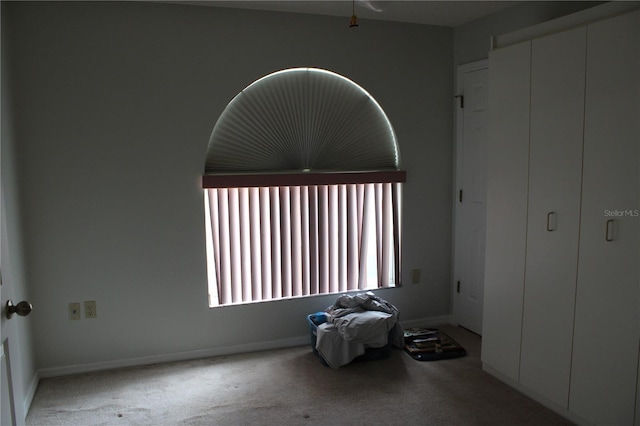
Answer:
top-left (5, 1), bottom-right (454, 371)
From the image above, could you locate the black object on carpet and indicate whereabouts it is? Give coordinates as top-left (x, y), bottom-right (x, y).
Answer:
top-left (403, 328), bottom-right (467, 361)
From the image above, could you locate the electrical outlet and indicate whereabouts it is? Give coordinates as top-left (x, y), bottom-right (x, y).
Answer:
top-left (84, 301), bottom-right (97, 319)
top-left (411, 269), bottom-right (421, 284)
top-left (69, 303), bottom-right (81, 320)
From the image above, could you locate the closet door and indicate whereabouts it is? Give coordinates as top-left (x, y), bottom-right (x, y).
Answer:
top-left (519, 27), bottom-right (586, 408)
top-left (570, 11), bottom-right (640, 426)
top-left (481, 40), bottom-right (531, 382)
top-left (636, 358), bottom-right (640, 426)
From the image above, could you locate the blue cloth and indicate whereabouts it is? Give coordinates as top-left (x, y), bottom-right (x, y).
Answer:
top-left (310, 312), bottom-right (327, 325)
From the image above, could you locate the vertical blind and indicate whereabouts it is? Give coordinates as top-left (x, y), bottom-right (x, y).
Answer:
top-left (204, 182), bottom-right (401, 306)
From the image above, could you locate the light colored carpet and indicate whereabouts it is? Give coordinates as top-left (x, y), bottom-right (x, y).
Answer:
top-left (26, 325), bottom-right (573, 425)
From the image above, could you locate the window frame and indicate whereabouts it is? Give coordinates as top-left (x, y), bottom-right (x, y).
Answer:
top-left (202, 170), bottom-right (406, 189)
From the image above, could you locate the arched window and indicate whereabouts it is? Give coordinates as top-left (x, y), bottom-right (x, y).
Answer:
top-left (203, 68), bottom-right (405, 307)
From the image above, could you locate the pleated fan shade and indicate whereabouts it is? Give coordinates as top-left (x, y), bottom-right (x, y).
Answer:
top-left (204, 68), bottom-right (400, 174)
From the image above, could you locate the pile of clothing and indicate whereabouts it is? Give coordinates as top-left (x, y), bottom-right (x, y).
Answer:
top-left (313, 291), bottom-right (404, 368)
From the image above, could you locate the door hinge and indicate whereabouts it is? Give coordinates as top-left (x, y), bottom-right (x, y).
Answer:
top-left (457, 281), bottom-right (461, 293)
top-left (459, 189), bottom-right (463, 203)
top-left (455, 95), bottom-right (464, 109)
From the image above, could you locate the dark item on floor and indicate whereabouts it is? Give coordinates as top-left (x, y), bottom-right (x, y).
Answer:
top-left (307, 313), bottom-right (393, 366)
top-left (403, 328), bottom-right (467, 361)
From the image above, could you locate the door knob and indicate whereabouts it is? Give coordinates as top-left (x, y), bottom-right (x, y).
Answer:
top-left (6, 300), bottom-right (32, 319)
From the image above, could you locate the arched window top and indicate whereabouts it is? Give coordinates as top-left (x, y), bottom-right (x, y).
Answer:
top-left (204, 67), bottom-right (400, 175)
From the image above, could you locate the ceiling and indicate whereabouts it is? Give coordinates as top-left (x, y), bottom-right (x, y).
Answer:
top-left (172, 0), bottom-right (522, 27)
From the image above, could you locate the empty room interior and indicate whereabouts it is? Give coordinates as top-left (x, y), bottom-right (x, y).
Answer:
top-left (1, 1), bottom-right (638, 425)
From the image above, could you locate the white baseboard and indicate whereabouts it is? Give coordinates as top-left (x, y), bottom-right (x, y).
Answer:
top-left (36, 315), bottom-right (452, 379)
top-left (37, 334), bottom-right (309, 379)
top-left (23, 370), bottom-right (40, 420)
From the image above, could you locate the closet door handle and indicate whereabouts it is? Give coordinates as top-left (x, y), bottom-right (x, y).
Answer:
top-left (546, 212), bottom-right (556, 232)
top-left (605, 219), bottom-right (615, 242)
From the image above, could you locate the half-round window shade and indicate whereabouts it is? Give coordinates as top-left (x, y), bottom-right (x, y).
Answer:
top-left (204, 68), bottom-right (400, 175)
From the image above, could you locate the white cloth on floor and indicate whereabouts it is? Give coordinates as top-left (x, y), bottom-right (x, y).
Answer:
top-left (315, 322), bottom-right (366, 369)
top-left (315, 292), bottom-right (402, 368)
top-left (332, 310), bottom-right (394, 347)
top-left (326, 291), bottom-right (405, 349)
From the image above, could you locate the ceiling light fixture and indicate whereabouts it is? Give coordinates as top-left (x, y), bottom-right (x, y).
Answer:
top-left (349, 0), bottom-right (359, 27)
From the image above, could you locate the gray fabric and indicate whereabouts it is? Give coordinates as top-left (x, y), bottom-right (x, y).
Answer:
top-left (315, 323), bottom-right (366, 369)
top-left (333, 310), bottom-right (393, 347)
top-left (315, 292), bottom-right (404, 368)
top-left (326, 291), bottom-right (404, 348)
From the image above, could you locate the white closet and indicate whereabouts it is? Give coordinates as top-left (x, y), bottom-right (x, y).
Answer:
top-left (482, 9), bottom-right (639, 426)
top-left (481, 39), bottom-right (530, 383)
top-left (519, 25), bottom-right (586, 409)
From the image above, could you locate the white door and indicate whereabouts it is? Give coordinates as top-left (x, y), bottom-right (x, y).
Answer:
top-left (569, 11), bottom-right (639, 425)
top-left (636, 357), bottom-right (640, 426)
top-left (1, 319), bottom-right (16, 426)
top-left (1, 182), bottom-right (29, 425)
top-left (481, 40), bottom-right (531, 382)
top-left (453, 61), bottom-right (488, 336)
top-left (518, 26), bottom-right (586, 408)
